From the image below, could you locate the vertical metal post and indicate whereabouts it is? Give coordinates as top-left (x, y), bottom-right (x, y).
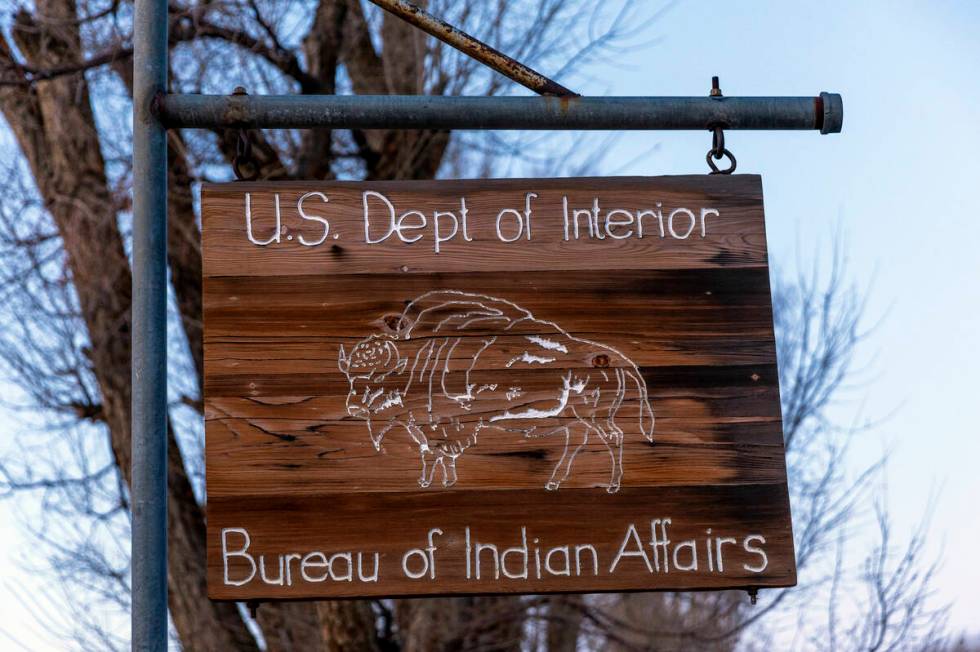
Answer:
top-left (132, 0), bottom-right (168, 649)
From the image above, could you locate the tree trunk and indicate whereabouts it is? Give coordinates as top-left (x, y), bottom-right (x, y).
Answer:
top-left (0, 4), bottom-right (262, 649)
top-left (115, 44), bottom-right (327, 652)
top-left (395, 599), bottom-right (462, 652)
top-left (394, 597), bottom-right (524, 652)
top-left (316, 601), bottom-right (382, 652)
top-left (164, 129), bottom-right (205, 382)
top-left (546, 595), bottom-right (583, 652)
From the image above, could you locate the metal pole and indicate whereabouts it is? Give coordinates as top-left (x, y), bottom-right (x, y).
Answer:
top-left (160, 93), bottom-right (843, 133)
top-left (132, 0), bottom-right (168, 649)
top-left (366, 0), bottom-right (577, 97)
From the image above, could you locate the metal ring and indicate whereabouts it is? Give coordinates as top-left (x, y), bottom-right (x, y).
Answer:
top-left (232, 130), bottom-right (259, 181)
top-left (706, 148), bottom-right (736, 174)
top-left (235, 130), bottom-right (251, 158)
top-left (711, 125), bottom-right (725, 158)
top-left (232, 157), bottom-right (259, 181)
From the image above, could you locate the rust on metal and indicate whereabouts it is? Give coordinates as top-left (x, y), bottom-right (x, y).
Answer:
top-left (223, 86), bottom-right (250, 127)
top-left (146, 91), bottom-right (166, 125)
top-left (557, 95), bottom-right (578, 115)
top-left (367, 0), bottom-right (578, 97)
top-left (710, 76), bottom-right (721, 97)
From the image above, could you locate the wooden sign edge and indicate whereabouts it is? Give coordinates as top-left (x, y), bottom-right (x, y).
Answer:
top-left (201, 173), bottom-right (799, 600)
top-left (207, 577), bottom-right (797, 603)
top-left (200, 173), bottom-right (763, 194)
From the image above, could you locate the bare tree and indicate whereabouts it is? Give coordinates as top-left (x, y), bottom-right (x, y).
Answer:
top-left (0, 1), bottom-right (654, 649)
top-left (0, 1), bottom-right (951, 650)
top-left (832, 499), bottom-right (949, 651)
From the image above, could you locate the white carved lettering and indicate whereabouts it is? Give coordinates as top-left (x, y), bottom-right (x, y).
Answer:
top-left (296, 191), bottom-right (330, 246)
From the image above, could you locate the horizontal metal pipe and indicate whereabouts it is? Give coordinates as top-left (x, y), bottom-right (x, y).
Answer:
top-left (159, 93), bottom-right (843, 133)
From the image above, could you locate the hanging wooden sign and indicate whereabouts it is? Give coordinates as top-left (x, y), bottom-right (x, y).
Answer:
top-left (202, 175), bottom-right (795, 600)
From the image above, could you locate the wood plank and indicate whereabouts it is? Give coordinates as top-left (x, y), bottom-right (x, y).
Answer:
top-left (202, 176), bottom-right (767, 277)
top-left (207, 485), bottom-right (796, 600)
top-left (203, 273), bottom-right (776, 340)
top-left (205, 417), bottom-right (786, 497)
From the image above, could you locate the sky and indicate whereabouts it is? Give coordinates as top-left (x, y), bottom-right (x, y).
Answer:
top-left (589, 0), bottom-right (980, 636)
top-left (2, 0), bottom-right (979, 648)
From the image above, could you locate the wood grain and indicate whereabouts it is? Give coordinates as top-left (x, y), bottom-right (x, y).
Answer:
top-left (202, 175), bottom-right (795, 599)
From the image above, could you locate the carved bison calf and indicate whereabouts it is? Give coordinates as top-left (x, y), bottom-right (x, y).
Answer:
top-left (338, 291), bottom-right (654, 493)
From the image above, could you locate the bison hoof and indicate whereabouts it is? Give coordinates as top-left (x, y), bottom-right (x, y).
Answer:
top-left (606, 484), bottom-right (621, 494)
top-left (545, 481), bottom-right (560, 491)
top-left (419, 479), bottom-right (431, 488)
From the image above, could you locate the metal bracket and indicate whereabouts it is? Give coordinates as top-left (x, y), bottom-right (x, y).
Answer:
top-left (706, 77), bottom-right (736, 174)
top-left (367, 0), bottom-right (577, 97)
top-left (229, 87), bottom-right (259, 181)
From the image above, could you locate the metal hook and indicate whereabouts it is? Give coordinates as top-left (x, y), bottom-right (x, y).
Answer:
top-left (231, 87), bottom-right (259, 181)
top-left (706, 146), bottom-right (737, 175)
top-left (711, 125), bottom-right (725, 158)
top-left (706, 76), bottom-right (737, 175)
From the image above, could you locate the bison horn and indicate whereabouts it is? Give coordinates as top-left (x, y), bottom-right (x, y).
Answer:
top-left (338, 343), bottom-right (348, 373)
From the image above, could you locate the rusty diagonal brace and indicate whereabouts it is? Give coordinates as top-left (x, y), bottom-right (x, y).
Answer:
top-left (366, 0), bottom-right (578, 97)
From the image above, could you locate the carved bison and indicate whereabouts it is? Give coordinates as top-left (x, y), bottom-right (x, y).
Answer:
top-left (338, 290), bottom-right (654, 493)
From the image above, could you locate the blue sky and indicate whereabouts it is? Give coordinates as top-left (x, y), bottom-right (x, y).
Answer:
top-left (2, 0), bottom-right (979, 647)
top-left (591, 0), bottom-right (980, 634)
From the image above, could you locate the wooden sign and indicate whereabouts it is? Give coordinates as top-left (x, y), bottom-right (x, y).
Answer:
top-left (202, 175), bottom-right (795, 600)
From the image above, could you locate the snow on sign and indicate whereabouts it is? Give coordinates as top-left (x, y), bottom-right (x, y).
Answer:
top-left (201, 175), bottom-right (796, 600)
